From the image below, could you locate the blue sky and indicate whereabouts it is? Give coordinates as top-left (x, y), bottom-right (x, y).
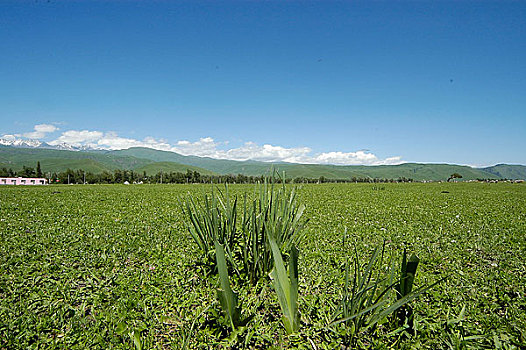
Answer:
top-left (1, 1), bottom-right (525, 166)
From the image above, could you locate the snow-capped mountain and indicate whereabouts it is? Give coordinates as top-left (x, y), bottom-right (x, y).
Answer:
top-left (0, 136), bottom-right (99, 151)
top-left (0, 137), bottom-right (46, 148)
top-left (50, 142), bottom-right (98, 151)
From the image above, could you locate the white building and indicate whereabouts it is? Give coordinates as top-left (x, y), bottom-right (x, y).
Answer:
top-left (0, 177), bottom-right (48, 185)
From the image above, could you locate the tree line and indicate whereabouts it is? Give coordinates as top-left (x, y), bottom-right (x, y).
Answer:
top-left (0, 162), bottom-right (415, 184)
top-left (0, 162), bottom-right (44, 178)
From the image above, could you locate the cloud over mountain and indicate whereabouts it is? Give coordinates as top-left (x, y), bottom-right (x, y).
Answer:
top-left (3, 124), bottom-right (403, 166)
top-left (20, 124), bottom-right (59, 139)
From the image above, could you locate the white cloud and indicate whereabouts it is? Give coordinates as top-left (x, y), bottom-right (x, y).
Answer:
top-left (219, 142), bottom-right (312, 163)
top-left (373, 156), bottom-right (403, 165)
top-left (168, 139), bottom-right (315, 163)
top-left (49, 130), bottom-right (174, 151)
top-left (35, 124), bottom-right (58, 133)
top-left (301, 151), bottom-right (403, 166)
top-left (22, 123), bottom-right (59, 139)
top-left (49, 130), bottom-right (103, 146)
top-left (173, 137), bottom-right (221, 157)
top-left (97, 132), bottom-right (174, 151)
top-left (46, 129), bottom-right (403, 165)
top-left (169, 138), bottom-right (401, 165)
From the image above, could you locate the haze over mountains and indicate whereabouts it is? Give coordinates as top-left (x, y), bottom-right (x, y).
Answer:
top-left (0, 137), bottom-right (525, 181)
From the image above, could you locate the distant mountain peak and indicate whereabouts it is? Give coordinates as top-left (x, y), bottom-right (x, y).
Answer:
top-left (50, 142), bottom-right (99, 151)
top-left (0, 136), bottom-right (99, 151)
top-left (0, 137), bottom-right (45, 148)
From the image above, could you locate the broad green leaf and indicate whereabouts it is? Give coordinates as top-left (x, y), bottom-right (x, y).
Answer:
top-left (215, 241), bottom-right (241, 330)
top-left (268, 234), bottom-right (300, 334)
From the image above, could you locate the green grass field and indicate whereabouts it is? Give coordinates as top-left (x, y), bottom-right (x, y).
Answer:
top-left (1, 183), bottom-right (525, 349)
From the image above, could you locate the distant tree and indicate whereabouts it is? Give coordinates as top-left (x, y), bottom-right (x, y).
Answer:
top-left (0, 167), bottom-right (8, 177)
top-left (75, 169), bottom-right (85, 184)
top-left (36, 161), bottom-right (42, 178)
top-left (100, 171), bottom-right (113, 184)
top-left (22, 166), bottom-right (36, 178)
top-left (58, 169), bottom-right (76, 184)
top-left (185, 169), bottom-right (193, 183)
top-left (448, 173), bottom-right (463, 182)
top-left (114, 169), bottom-right (123, 183)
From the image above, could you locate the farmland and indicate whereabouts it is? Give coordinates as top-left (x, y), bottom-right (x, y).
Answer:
top-left (1, 183), bottom-right (525, 349)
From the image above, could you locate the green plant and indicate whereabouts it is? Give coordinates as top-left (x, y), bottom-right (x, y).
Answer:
top-left (116, 321), bottom-right (145, 350)
top-left (331, 239), bottom-right (440, 346)
top-left (4, 183), bottom-right (523, 348)
top-left (182, 172), bottom-right (307, 335)
top-left (240, 174), bottom-right (307, 285)
top-left (183, 172), bottom-right (307, 286)
top-left (331, 242), bottom-right (390, 345)
top-left (215, 241), bottom-right (241, 330)
top-left (259, 175), bottom-right (306, 253)
top-left (395, 249), bottom-right (420, 333)
top-left (442, 306), bottom-right (485, 349)
top-left (268, 234), bottom-right (300, 334)
top-left (182, 186), bottom-right (238, 270)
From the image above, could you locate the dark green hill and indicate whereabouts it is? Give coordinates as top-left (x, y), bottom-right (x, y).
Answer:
top-left (0, 146), bottom-right (151, 172)
top-left (0, 158), bottom-right (111, 174)
top-left (244, 162), bottom-right (500, 181)
top-left (134, 162), bottom-right (216, 176)
top-left (109, 147), bottom-right (503, 181)
top-left (0, 146), bottom-right (214, 176)
top-left (38, 158), bottom-right (110, 173)
top-left (481, 164), bottom-right (526, 180)
top-left (1, 145), bottom-right (524, 181)
top-left (109, 147), bottom-right (248, 173)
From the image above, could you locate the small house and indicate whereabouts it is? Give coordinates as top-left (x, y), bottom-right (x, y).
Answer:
top-left (0, 177), bottom-right (48, 185)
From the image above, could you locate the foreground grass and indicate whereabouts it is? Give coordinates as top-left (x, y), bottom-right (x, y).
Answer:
top-left (0, 183), bottom-right (525, 349)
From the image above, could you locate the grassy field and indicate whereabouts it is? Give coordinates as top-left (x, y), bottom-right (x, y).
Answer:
top-left (1, 183), bottom-right (525, 349)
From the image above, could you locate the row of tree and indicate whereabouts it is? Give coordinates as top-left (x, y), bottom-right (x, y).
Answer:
top-left (0, 163), bottom-right (415, 184)
top-left (0, 162), bottom-right (44, 178)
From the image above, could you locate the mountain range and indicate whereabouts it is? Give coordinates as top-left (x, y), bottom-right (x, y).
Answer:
top-left (0, 137), bottom-right (525, 181)
top-left (0, 136), bottom-right (96, 152)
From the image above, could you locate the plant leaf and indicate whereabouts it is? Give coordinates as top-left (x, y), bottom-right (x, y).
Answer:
top-left (268, 234), bottom-right (300, 334)
top-left (215, 241), bottom-right (241, 330)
